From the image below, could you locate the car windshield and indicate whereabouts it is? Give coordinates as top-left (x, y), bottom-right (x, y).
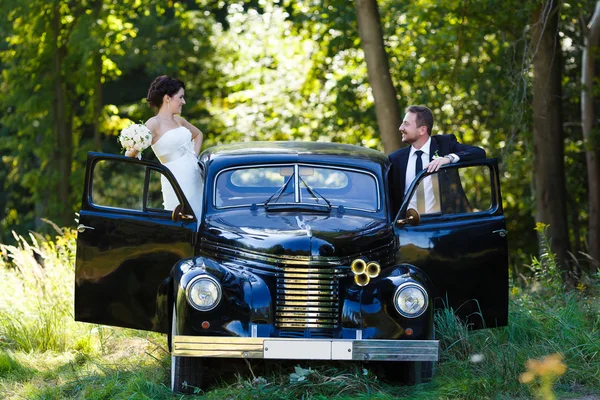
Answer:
top-left (214, 164), bottom-right (379, 212)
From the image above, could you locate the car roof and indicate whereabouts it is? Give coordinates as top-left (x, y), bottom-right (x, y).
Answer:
top-left (199, 141), bottom-right (390, 173)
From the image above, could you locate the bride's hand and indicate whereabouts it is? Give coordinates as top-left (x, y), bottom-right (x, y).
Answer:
top-left (125, 150), bottom-right (139, 158)
top-left (174, 115), bottom-right (203, 155)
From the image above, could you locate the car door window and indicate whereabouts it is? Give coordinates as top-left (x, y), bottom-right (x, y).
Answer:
top-left (147, 168), bottom-right (176, 211)
top-left (408, 165), bottom-right (492, 216)
top-left (91, 159), bottom-right (175, 212)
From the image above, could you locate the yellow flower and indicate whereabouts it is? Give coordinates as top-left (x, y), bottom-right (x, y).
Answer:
top-left (519, 371), bottom-right (535, 384)
top-left (520, 353), bottom-right (567, 400)
top-left (534, 222), bottom-right (549, 233)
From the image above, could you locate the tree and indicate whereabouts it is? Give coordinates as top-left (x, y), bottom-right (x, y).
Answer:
top-left (355, 0), bottom-right (402, 154)
top-left (0, 0), bottom-right (215, 235)
top-left (531, 0), bottom-right (572, 284)
top-left (581, 1), bottom-right (600, 273)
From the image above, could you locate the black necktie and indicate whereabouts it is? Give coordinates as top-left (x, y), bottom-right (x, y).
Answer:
top-left (415, 150), bottom-right (425, 213)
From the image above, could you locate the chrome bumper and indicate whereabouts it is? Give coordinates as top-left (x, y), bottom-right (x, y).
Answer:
top-left (173, 336), bottom-right (438, 362)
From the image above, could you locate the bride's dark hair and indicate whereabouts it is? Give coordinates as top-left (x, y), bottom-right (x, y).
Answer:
top-left (146, 75), bottom-right (185, 109)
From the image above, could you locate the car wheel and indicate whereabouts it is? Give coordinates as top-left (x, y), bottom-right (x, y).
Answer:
top-left (405, 325), bottom-right (436, 384)
top-left (371, 326), bottom-right (436, 385)
top-left (171, 304), bottom-right (204, 394)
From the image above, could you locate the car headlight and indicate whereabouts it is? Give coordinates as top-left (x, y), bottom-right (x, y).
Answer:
top-left (393, 282), bottom-right (428, 318)
top-left (186, 275), bottom-right (222, 311)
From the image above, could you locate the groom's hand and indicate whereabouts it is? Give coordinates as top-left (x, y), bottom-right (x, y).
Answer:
top-left (427, 156), bottom-right (451, 172)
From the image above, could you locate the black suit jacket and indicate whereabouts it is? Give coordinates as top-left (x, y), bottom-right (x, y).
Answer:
top-left (388, 134), bottom-right (486, 216)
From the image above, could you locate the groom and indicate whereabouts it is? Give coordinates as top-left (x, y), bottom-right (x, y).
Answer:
top-left (388, 105), bottom-right (486, 216)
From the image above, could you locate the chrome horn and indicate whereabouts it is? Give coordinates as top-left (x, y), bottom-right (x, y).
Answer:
top-left (350, 258), bottom-right (380, 286)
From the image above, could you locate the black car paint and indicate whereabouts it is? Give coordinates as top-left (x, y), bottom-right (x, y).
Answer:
top-left (75, 142), bottom-right (507, 344)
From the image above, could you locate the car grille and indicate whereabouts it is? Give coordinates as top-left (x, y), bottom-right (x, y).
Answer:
top-left (275, 266), bottom-right (348, 329)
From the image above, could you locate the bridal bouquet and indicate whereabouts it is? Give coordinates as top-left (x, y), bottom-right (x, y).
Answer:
top-left (119, 123), bottom-right (152, 160)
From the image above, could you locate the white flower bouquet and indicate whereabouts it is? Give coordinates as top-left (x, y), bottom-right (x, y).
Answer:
top-left (119, 123), bottom-right (152, 160)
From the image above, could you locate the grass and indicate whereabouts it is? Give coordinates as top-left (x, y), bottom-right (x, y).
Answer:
top-left (0, 228), bottom-right (599, 399)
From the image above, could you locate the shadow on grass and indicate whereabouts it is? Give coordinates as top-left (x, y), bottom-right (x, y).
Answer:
top-left (0, 349), bottom-right (36, 381)
top-left (22, 352), bottom-right (454, 400)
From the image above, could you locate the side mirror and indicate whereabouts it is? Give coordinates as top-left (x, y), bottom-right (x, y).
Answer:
top-left (396, 208), bottom-right (420, 227)
top-left (171, 204), bottom-right (195, 222)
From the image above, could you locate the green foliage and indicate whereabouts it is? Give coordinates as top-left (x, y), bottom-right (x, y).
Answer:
top-left (531, 222), bottom-right (565, 292)
top-left (0, 227), bottom-right (82, 352)
top-left (0, 227), bottom-right (599, 399)
top-left (0, 0), bottom-right (597, 286)
top-left (0, 350), bottom-right (26, 378)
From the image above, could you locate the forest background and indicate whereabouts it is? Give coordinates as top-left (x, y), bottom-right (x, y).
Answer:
top-left (1, 0), bottom-right (599, 285)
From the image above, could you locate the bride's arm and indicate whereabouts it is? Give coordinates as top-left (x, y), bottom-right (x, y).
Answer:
top-left (176, 116), bottom-right (203, 156)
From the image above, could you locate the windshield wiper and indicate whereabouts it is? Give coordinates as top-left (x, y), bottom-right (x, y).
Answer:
top-left (299, 176), bottom-right (331, 209)
top-left (264, 172), bottom-right (295, 209)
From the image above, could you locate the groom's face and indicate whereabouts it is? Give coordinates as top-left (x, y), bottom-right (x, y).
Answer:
top-left (400, 112), bottom-right (425, 145)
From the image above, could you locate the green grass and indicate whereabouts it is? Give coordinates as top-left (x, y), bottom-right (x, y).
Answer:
top-left (1, 229), bottom-right (599, 399)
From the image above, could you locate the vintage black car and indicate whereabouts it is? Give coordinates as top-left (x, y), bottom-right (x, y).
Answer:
top-left (75, 141), bottom-right (508, 393)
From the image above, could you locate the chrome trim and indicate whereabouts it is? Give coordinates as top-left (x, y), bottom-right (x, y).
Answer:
top-left (274, 295), bottom-right (338, 301)
top-left (185, 274), bottom-right (222, 312)
top-left (215, 203), bottom-right (377, 213)
top-left (354, 273), bottom-right (370, 286)
top-left (275, 265), bottom-right (345, 329)
top-left (393, 282), bottom-right (429, 318)
top-left (76, 224), bottom-right (95, 233)
top-left (350, 258), bottom-right (367, 275)
top-left (276, 316), bottom-right (338, 322)
top-left (278, 278), bottom-right (336, 284)
top-left (279, 273), bottom-right (337, 278)
top-left (275, 300), bottom-right (337, 306)
top-left (294, 164), bottom-right (300, 203)
top-left (277, 282), bottom-right (337, 294)
top-left (277, 322), bottom-right (338, 328)
top-left (366, 261), bottom-right (381, 278)
top-left (172, 336), bottom-right (439, 362)
top-left (277, 306), bottom-right (338, 312)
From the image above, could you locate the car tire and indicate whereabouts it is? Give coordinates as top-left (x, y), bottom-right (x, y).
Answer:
top-left (171, 304), bottom-right (204, 394)
top-left (371, 326), bottom-right (436, 385)
top-left (404, 325), bottom-right (436, 384)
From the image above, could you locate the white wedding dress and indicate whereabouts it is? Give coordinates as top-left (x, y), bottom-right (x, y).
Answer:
top-left (151, 126), bottom-right (203, 219)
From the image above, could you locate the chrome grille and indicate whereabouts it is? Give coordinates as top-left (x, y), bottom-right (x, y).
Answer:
top-left (275, 267), bottom-right (347, 329)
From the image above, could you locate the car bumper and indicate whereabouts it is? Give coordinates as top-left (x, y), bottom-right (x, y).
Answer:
top-left (173, 336), bottom-right (438, 362)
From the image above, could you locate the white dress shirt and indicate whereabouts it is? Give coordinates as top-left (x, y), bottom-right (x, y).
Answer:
top-left (404, 138), bottom-right (449, 214)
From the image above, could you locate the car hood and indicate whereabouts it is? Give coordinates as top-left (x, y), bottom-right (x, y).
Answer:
top-left (201, 209), bottom-right (393, 260)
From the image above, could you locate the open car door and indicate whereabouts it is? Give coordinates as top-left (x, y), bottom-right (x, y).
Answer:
top-left (394, 159), bottom-right (508, 329)
top-left (74, 152), bottom-right (201, 333)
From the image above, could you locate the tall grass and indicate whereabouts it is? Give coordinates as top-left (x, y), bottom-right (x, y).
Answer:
top-left (0, 227), bottom-right (82, 352)
top-left (0, 227), bottom-right (599, 399)
top-left (432, 291), bottom-right (600, 399)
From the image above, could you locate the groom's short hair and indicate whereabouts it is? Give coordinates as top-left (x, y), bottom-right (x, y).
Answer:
top-left (406, 105), bottom-right (434, 135)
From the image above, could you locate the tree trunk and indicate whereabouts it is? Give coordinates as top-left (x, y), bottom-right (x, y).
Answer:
top-left (581, 1), bottom-right (600, 274)
top-left (93, 0), bottom-right (103, 151)
top-left (52, 3), bottom-right (73, 226)
top-left (355, 0), bottom-right (403, 154)
top-left (34, 132), bottom-right (47, 231)
top-left (93, 52), bottom-right (103, 151)
top-left (531, 1), bottom-right (572, 285)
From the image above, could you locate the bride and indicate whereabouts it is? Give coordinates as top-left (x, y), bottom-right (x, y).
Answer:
top-left (125, 75), bottom-right (204, 219)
